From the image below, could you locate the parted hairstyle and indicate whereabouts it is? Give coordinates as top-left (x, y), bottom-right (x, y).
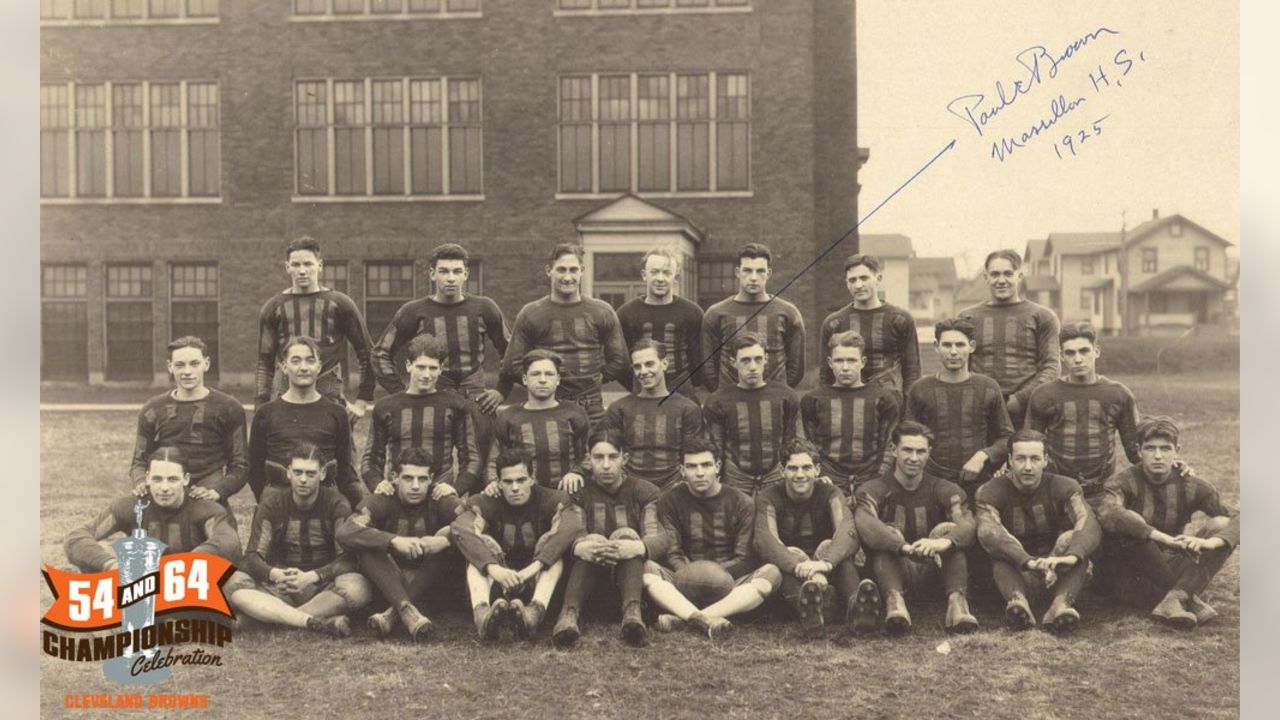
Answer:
top-left (983, 249), bottom-right (1022, 271)
top-left (286, 442), bottom-right (325, 465)
top-left (286, 236), bottom-right (322, 259)
top-left (680, 436), bottom-right (720, 461)
top-left (934, 317), bottom-right (976, 343)
top-left (148, 446), bottom-right (189, 472)
top-left (782, 437), bottom-right (822, 465)
top-left (1059, 321), bottom-right (1099, 347)
top-left (167, 335), bottom-right (209, 358)
top-left (827, 329), bottom-right (866, 353)
top-left (891, 420), bottom-right (935, 447)
top-left (844, 253), bottom-right (883, 275)
top-left (630, 338), bottom-right (667, 360)
top-left (392, 447), bottom-right (436, 475)
top-left (278, 335), bottom-right (322, 364)
top-left (546, 243), bottom-right (585, 266)
top-left (587, 428), bottom-right (627, 453)
top-left (737, 242), bottom-right (773, 267)
top-left (1136, 415), bottom-right (1180, 446)
top-left (729, 331), bottom-right (765, 358)
top-left (521, 348), bottom-right (564, 373)
top-left (1006, 428), bottom-right (1049, 456)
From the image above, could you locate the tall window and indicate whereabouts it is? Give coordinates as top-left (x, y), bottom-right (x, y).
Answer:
top-left (1080, 289), bottom-right (1092, 312)
top-left (41, 81), bottom-right (220, 200)
top-left (556, 0), bottom-right (749, 11)
top-left (365, 261), bottom-right (415, 340)
top-left (293, 0), bottom-right (481, 18)
top-left (105, 264), bottom-right (154, 380)
top-left (1080, 257), bottom-right (1094, 275)
top-left (170, 263), bottom-right (219, 381)
top-left (696, 258), bottom-right (736, 309)
top-left (42, 0), bottom-right (219, 21)
top-left (558, 71), bottom-right (749, 195)
top-left (1194, 247), bottom-right (1210, 272)
top-left (41, 264), bottom-right (89, 381)
top-left (296, 77), bottom-right (483, 198)
top-left (1141, 248), bottom-right (1158, 273)
top-left (321, 262), bottom-right (349, 292)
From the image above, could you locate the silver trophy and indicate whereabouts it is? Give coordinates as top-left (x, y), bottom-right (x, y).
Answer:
top-left (103, 497), bottom-right (172, 684)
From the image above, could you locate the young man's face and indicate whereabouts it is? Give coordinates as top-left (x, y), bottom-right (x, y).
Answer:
top-left (588, 440), bottom-right (627, 492)
top-left (984, 257), bottom-right (1021, 302)
top-left (146, 459), bottom-right (189, 509)
top-left (1009, 440), bottom-right (1048, 492)
top-left (736, 257), bottom-right (771, 296)
top-left (546, 252), bottom-right (583, 297)
top-left (405, 353), bottom-right (443, 393)
top-left (394, 463), bottom-right (433, 506)
top-left (1138, 436), bottom-right (1180, 479)
top-left (893, 435), bottom-right (930, 480)
top-left (935, 330), bottom-right (974, 371)
top-left (845, 264), bottom-right (881, 305)
top-left (630, 346), bottom-right (669, 393)
top-left (430, 259), bottom-right (469, 300)
top-left (827, 344), bottom-right (865, 387)
top-left (641, 254), bottom-right (678, 299)
top-left (167, 346), bottom-right (210, 392)
top-left (782, 451), bottom-right (819, 499)
top-left (732, 344), bottom-right (767, 388)
top-left (288, 457), bottom-right (325, 500)
top-left (1061, 337), bottom-right (1099, 381)
top-left (523, 358), bottom-right (560, 400)
top-left (680, 451), bottom-right (721, 497)
top-left (497, 463), bottom-right (535, 506)
top-left (281, 343), bottom-right (320, 389)
top-left (286, 249), bottom-right (322, 292)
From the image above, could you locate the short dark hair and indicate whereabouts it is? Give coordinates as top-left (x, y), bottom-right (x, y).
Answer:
top-left (546, 243), bottom-right (585, 267)
top-left (737, 243), bottom-right (772, 267)
top-left (405, 333), bottom-right (448, 363)
top-left (429, 243), bottom-right (470, 268)
top-left (934, 317), bottom-right (976, 343)
top-left (286, 236), bottom-right (322, 260)
top-left (286, 442), bottom-right (325, 465)
top-left (630, 338), bottom-right (667, 360)
top-left (167, 336), bottom-right (208, 358)
top-left (1006, 428), bottom-right (1048, 456)
top-left (891, 421), bottom-right (935, 447)
top-left (681, 436), bottom-right (719, 461)
top-left (278, 335), bottom-right (322, 364)
top-left (1059, 322), bottom-right (1098, 347)
top-left (984, 249), bottom-right (1022, 271)
top-left (521, 348), bottom-right (563, 373)
top-left (392, 447), bottom-right (436, 474)
top-left (729, 332), bottom-right (765, 359)
top-left (1136, 416), bottom-right (1180, 446)
top-left (828, 330), bottom-right (866, 354)
top-left (782, 437), bottom-right (821, 465)
top-left (148, 446), bottom-right (188, 471)
top-left (587, 428), bottom-right (626, 453)
top-left (844, 253), bottom-right (883, 275)
top-left (493, 447), bottom-right (533, 477)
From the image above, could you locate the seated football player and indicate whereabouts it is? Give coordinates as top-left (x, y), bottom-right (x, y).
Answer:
top-left (1096, 416), bottom-right (1239, 629)
top-left (226, 443), bottom-right (372, 638)
top-left (551, 431), bottom-right (667, 649)
top-left (642, 437), bottom-right (781, 639)
top-left (851, 422), bottom-right (978, 636)
top-left (66, 446), bottom-right (242, 572)
top-left (752, 437), bottom-right (860, 633)
top-left (450, 447), bottom-right (584, 641)
top-left (486, 349), bottom-right (590, 492)
top-left (337, 448), bottom-right (464, 642)
top-left (975, 429), bottom-right (1102, 634)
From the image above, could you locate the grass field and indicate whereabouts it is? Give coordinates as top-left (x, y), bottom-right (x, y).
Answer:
top-left (38, 372), bottom-right (1240, 719)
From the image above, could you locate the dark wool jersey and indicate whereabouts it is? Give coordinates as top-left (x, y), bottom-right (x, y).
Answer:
top-left (702, 296), bottom-right (806, 392)
top-left (337, 493), bottom-right (466, 568)
top-left (255, 289), bottom-right (376, 405)
top-left (451, 485), bottom-right (584, 569)
top-left (905, 374), bottom-right (1014, 480)
top-left (958, 299), bottom-right (1061, 405)
top-left (1099, 465), bottom-right (1240, 547)
top-left (1026, 377), bottom-right (1141, 492)
top-left (247, 398), bottom-right (357, 500)
top-left (360, 390), bottom-right (481, 493)
top-left (818, 302), bottom-right (921, 390)
top-left (975, 473), bottom-right (1101, 566)
top-left (704, 383), bottom-right (801, 478)
top-left (487, 403), bottom-right (590, 487)
top-left (853, 473), bottom-right (975, 550)
top-left (753, 482), bottom-right (857, 574)
top-left (801, 383), bottom-right (901, 484)
top-left (500, 296), bottom-right (629, 398)
top-left (596, 393), bottom-right (705, 488)
top-left (65, 495), bottom-right (242, 573)
top-left (616, 295), bottom-right (705, 390)
top-left (371, 296), bottom-right (509, 394)
top-left (655, 484), bottom-right (758, 579)
top-left (129, 389), bottom-right (248, 498)
top-left (572, 475), bottom-right (668, 559)
top-left (242, 485), bottom-right (355, 583)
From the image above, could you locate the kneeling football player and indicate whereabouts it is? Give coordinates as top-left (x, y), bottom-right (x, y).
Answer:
top-left (450, 447), bottom-right (584, 641)
top-left (337, 448), bottom-right (464, 641)
top-left (642, 437), bottom-right (781, 639)
top-left (552, 430), bottom-right (667, 648)
top-left (975, 429), bottom-right (1102, 634)
top-left (753, 438), bottom-right (860, 633)
top-left (226, 443), bottom-right (373, 638)
top-left (1096, 416), bottom-right (1238, 629)
top-left (852, 422), bottom-right (978, 636)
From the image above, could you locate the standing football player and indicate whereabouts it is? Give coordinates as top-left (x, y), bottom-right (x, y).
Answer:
top-left (486, 350), bottom-right (590, 491)
top-left (818, 254), bottom-right (920, 395)
top-left (616, 248), bottom-right (705, 398)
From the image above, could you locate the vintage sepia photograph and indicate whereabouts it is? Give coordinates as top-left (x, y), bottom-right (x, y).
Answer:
top-left (37, 1), bottom-right (1242, 717)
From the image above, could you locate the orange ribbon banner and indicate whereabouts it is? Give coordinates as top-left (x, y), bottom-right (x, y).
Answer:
top-left (42, 554), bottom-right (235, 631)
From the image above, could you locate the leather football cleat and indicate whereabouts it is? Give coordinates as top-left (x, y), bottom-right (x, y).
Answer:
top-left (475, 600), bottom-right (505, 641)
top-left (516, 599), bottom-right (546, 639)
top-left (620, 602), bottom-right (649, 647)
top-left (654, 614), bottom-right (685, 633)
top-left (883, 590), bottom-right (912, 636)
top-left (1042, 596), bottom-right (1081, 635)
top-left (398, 603), bottom-right (433, 642)
top-left (849, 579), bottom-right (883, 636)
top-left (309, 614), bottom-right (351, 639)
top-left (1152, 590), bottom-right (1197, 630)
top-left (798, 578), bottom-right (827, 632)
top-left (366, 606), bottom-right (399, 637)
top-left (1004, 592), bottom-right (1035, 631)
top-left (944, 592), bottom-right (979, 634)
top-left (1188, 594), bottom-right (1219, 625)
top-left (551, 608), bottom-right (581, 649)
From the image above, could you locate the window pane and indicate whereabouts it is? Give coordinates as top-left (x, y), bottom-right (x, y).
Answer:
top-left (42, 302), bottom-right (89, 380)
top-left (107, 264), bottom-right (153, 297)
top-left (448, 79), bottom-right (480, 123)
top-left (295, 0), bottom-right (326, 14)
top-left (716, 121), bottom-right (748, 190)
top-left (411, 127), bottom-right (443, 194)
top-left (41, 85), bottom-right (71, 197)
top-left (188, 83), bottom-right (220, 196)
top-left (409, 0), bottom-right (440, 11)
top-left (676, 0), bottom-right (708, 5)
top-left (448, 126), bottom-right (481, 193)
top-left (333, 0), bottom-right (364, 14)
top-left (677, 123), bottom-right (708, 190)
top-left (372, 0), bottom-right (402, 12)
top-left (171, 301), bottom-right (219, 380)
top-left (106, 301), bottom-right (153, 380)
top-left (149, 0), bottom-right (180, 17)
top-left (559, 0), bottom-right (592, 7)
top-left (410, 79), bottom-right (442, 123)
top-left (600, 0), bottom-right (630, 9)
top-left (560, 77), bottom-right (591, 121)
top-left (637, 0), bottom-right (670, 7)
top-left (186, 0), bottom-right (218, 16)
top-left (559, 125), bottom-right (591, 192)
top-left (372, 128), bottom-right (405, 194)
top-left (296, 82), bottom-right (328, 194)
top-left (322, 263), bottom-right (349, 292)
top-left (112, 84), bottom-right (144, 197)
top-left (42, 265), bottom-right (89, 298)
top-left (637, 123), bottom-right (669, 191)
top-left (112, 0), bottom-right (143, 18)
top-left (42, 0), bottom-right (74, 20)
top-left (74, 0), bottom-right (104, 19)
top-left (171, 263), bottom-right (217, 297)
top-left (446, 0), bottom-right (479, 10)
top-left (598, 76), bottom-right (630, 192)
top-left (366, 262), bottom-right (414, 297)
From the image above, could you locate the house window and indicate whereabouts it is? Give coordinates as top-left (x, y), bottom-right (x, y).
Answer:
top-left (321, 261), bottom-right (349, 293)
top-left (909, 291), bottom-right (929, 311)
top-left (556, 0), bottom-right (749, 11)
top-left (592, 252), bottom-right (646, 310)
top-left (1080, 257), bottom-right (1094, 275)
top-left (558, 71), bottom-right (750, 195)
top-left (696, 258), bottom-right (737, 309)
top-left (41, 264), bottom-right (89, 381)
top-left (295, 77), bottom-right (483, 198)
top-left (1141, 248), bottom-right (1158, 273)
top-left (1169, 221), bottom-right (1183, 237)
top-left (1149, 294), bottom-right (1168, 314)
top-left (42, 0), bottom-right (219, 21)
top-left (105, 264), bottom-right (154, 380)
top-left (1194, 247), bottom-right (1210, 272)
top-left (1036, 259), bottom-right (1049, 275)
top-left (170, 263), bottom-right (219, 381)
top-left (293, 0), bottom-right (481, 18)
top-left (41, 81), bottom-right (220, 200)
top-left (1104, 254), bottom-right (1110, 274)
top-left (1080, 289), bottom-right (1092, 311)
top-left (365, 261), bottom-right (415, 340)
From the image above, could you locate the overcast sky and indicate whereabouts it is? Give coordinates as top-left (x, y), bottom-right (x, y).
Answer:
top-left (855, 0), bottom-right (1239, 277)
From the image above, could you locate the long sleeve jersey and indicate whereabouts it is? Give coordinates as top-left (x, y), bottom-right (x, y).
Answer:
top-left (905, 374), bottom-right (1014, 481)
top-left (337, 493), bottom-right (465, 568)
top-left (975, 473), bottom-right (1101, 567)
top-left (247, 398), bottom-right (363, 504)
top-left (487, 403), bottom-right (589, 487)
top-left (450, 485), bottom-right (584, 569)
top-left (1099, 465), bottom-right (1239, 548)
top-left (1025, 377), bottom-right (1141, 492)
top-left (572, 475), bottom-right (668, 559)
top-left (801, 383), bottom-right (900, 485)
top-left (654, 484), bottom-right (757, 579)
top-left (256, 289), bottom-right (375, 405)
top-left (360, 390), bottom-right (481, 494)
top-left (958, 299), bottom-right (1061, 406)
top-left (371, 295), bottom-right (510, 394)
top-left (616, 295), bottom-right (705, 391)
top-left (65, 495), bottom-right (242, 573)
top-left (500, 296), bottom-right (629, 398)
top-left (818, 302), bottom-right (921, 390)
top-left (594, 393), bottom-right (705, 488)
top-left (853, 473), bottom-right (975, 551)
top-left (129, 388), bottom-right (248, 499)
top-left (702, 296), bottom-right (806, 392)
top-left (753, 482), bottom-right (858, 575)
top-left (704, 383), bottom-right (801, 478)
top-left (241, 486), bottom-right (356, 583)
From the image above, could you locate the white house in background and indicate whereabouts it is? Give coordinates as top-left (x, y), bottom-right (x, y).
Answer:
top-left (908, 257), bottom-right (958, 326)
top-left (858, 234), bottom-right (913, 308)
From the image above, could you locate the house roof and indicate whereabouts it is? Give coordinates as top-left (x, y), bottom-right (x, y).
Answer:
top-left (858, 234), bottom-right (914, 259)
top-left (1023, 275), bottom-right (1060, 292)
top-left (1043, 214), bottom-right (1232, 257)
top-left (910, 257), bottom-right (957, 286)
top-left (1130, 265), bottom-right (1230, 294)
top-left (1024, 239), bottom-right (1049, 262)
